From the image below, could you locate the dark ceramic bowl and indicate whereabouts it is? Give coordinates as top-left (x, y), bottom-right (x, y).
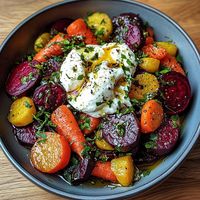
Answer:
top-left (0, 0), bottom-right (200, 199)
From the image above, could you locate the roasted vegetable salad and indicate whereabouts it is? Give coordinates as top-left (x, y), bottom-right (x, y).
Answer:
top-left (6, 12), bottom-right (191, 187)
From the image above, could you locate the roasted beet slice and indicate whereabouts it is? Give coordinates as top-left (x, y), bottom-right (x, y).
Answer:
top-left (153, 119), bottom-right (180, 156)
top-left (13, 123), bottom-right (37, 145)
top-left (143, 119), bottom-right (180, 156)
top-left (42, 58), bottom-right (62, 78)
top-left (6, 61), bottom-right (40, 96)
top-left (160, 71), bottom-right (191, 114)
top-left (50, 18), bottom-right (73, 35)
top-left (112, 13), bottom-right (144, 51)
top-left (33, 83), bottom-right (66, 111)
top-left (134, 149), bottom-right (159, 164)
top-left (102, 113), bottom-right (140, 152)
top-left (71, 158), bottom-right (95, 185)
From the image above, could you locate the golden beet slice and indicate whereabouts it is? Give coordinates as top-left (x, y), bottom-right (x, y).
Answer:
top-left (31, 132), bottom-right (71, 173)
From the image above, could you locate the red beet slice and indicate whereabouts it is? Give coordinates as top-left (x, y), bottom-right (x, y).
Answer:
top-left (153, 119), bottom-right (180, 156)
top-left (125, 24), bottom-right (142, 50)
top-left (102, 113), bottom-right (140, 152)
top-left (160, 71), bottom-right (191, 114)
top-left (50, 18), bottom-right (73, 35)
top-left (33, 83), bottom-right (66, 111)
top-left (6, 61), bottom-right (40, 96)
top-left (112, 13), bottom-right (144, 51)
top-left (13, 123), bottom-right (37, 145)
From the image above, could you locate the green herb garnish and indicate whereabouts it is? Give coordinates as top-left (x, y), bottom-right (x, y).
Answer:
top-left (77, 74), bottom-right (84, 80)
top-left (24, 101), bottom-right (32, 108)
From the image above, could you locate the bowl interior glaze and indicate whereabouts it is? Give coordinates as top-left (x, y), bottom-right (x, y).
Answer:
top-left (0, 0), bottom-right (200, 199)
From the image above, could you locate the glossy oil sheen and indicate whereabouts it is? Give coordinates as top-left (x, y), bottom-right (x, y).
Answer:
top-left (0, 0), bottom-right (200, 199)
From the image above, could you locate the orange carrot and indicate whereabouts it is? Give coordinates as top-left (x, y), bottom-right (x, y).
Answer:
top-left (145, 36), bottom-right (154, 45)
top-left (33, 33), bottom-right (65, 62)
top-left (78, 113), bottom-right (101, 135)
top-left (92, 161), bottom-right (117, 183)
top-left (142, 44), bottom-right (167, 60)
top-left (31, 132), bottom-right (71, 173)
top-left (66, 18), bottom-right (97, 45)
top-left (141, 100), bottom-right (164, 134)
top-left (161, 54), bottom-right (185, 76)
top-left (51, 105), bottom-right (86, 157)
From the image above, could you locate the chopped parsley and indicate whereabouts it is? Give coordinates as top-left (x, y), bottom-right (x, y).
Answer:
top-left (144, 133), bottom-right (158, 149)
top-left (21, 76), bottom-right (29, 84)
top-left (115, 122), bottom-right (127, 137)
top-left (81, 145), bottom-right (91, 158)
top-left (49, 71), bottom-right (61, 83)
top-left (155, 67), bottom-right (171, 76)
top-left (91, 53), bottom-right (99, 61)
top-left (33, 108), bottom-right (56, 138)
top-left (176, 54), bottom-right (183, 64)
top-left (171, 115), bottom-right (180, 128)
top-left (140, 169), bottom-right (151, 177)
top-left (24, 101), bottom-right (32, 108)
top-left (100, 18), bottom-right (106, 24)
top-left (84, 46), bottom-right (94, 53)
top-left (80, 116), bottom-right (91, 130)
top-left (77, 74), bottom-right (84, 80)
top-left (114, 146), bottom-right (123, 152)
top-left (36, 132), bottom-right (47, 140)
top-left (95, 28), bottom-right (105, 36)
top-left (96, 102), bottom-right (102, 106)
top-left (21, 72), bottom-right (36, 85)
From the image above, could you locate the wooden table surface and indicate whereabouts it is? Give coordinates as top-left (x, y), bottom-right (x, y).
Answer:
top-left (0, 0), bottom-right (200, 200)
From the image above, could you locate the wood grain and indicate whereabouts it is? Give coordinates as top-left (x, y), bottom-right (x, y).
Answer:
top-left (0, 0), bottom-right (200, 200)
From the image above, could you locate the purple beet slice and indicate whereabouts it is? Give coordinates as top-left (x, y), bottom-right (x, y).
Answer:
top-left (160, 71), bottom-right (191, 114)
top-left (43, 58), bottom-right (61, 77)
top-left (102, 113), bottom-right (140, 152)
top-left (112, 13), bottom-right (144, 51)
top-left (71, 158), bottom-right (95, 185)
top-left (6, 61), bottom-right (40, 96)
top-left (50, 18), bottom-right (73, 35)
top-left (152, 119), bottom-right (180, 156)
top-left (134, 149), bottom-right (159, 164)
top-left (33, 83), bottom-right (66, 111)
top-left (13, 123), bottom-right (37, 145)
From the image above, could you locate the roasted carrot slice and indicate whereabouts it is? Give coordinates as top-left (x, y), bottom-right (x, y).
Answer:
top-left (51, 105), bottom-right (86, 157)
top-left (92, 161), bottom-right (117, 183)
top-left (142, 44), bottom-right (167, 60)
top-left (78, 113), bottom-right (101, 135)
top-left (141, 100), bottom-right (164, 133)
top-left (33, 33), bottom-right (65, 62)
top-left (66, 18), bottom-right (98, 45)
top-left (145, 36), bottom-right (154, 45)
top-left (161, 54), bottom-right (185, 75)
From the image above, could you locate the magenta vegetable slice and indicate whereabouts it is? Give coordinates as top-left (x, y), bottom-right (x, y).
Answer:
top-left (160, 71), bottom-right (191, 114)
top-left (6, 61), bottom-right (40, 96)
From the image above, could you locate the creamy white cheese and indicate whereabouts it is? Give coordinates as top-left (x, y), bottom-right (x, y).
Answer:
top-left (60, 49), bottom-right (85, 92)
top-left (60, 43), bottom-right (137, 117)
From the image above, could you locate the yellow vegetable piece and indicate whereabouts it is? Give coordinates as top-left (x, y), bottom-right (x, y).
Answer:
top-left (34, 32), bottom-right (51, 52)
top-left (111, 156), bottom-right (134, 186)
top-left (129, 73), bottom-right (159, 100)
top-left (87, 12), bottom-right (113, 41)
top-left (139, 57), bottom-right (160, 73)
top-left (8, 97), bottom-right (36, 127)
top-left (95, 130), bottom-right (114, 151)
top-left (156, 42), bottom-right (177, 56)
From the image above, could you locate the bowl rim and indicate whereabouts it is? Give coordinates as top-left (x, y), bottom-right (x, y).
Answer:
top-left (0, 0), bottom-right (200, 199)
